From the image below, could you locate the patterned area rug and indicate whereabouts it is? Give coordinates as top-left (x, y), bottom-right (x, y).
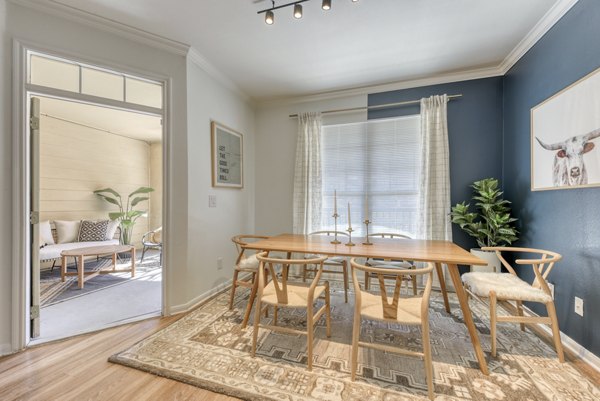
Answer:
top-left (109, 281), bottom-right (599, 400)
top-left (41, 252), bottom-right (161, 307)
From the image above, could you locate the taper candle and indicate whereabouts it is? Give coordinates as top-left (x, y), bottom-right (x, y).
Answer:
top-left (347, 202), bottom-right (352, 228)
top-left (334, 190), bottom-right (337, 215)
top-left (364, 193), bottom-right (369, 220)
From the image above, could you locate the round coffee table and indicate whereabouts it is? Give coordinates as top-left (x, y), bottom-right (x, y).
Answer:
top-left (60, 244), bottom-right (136, 289)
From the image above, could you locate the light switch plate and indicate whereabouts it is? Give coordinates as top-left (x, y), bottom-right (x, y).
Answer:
top-left (209, 195), bottom-right (217, 208)
top-left (575, 297), bottom-right (584, 316)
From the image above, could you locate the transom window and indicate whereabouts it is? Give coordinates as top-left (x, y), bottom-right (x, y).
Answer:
top-left (320, 115), bottom-right (421, 236)
top-left (28, 52), bottom-right (163, 109)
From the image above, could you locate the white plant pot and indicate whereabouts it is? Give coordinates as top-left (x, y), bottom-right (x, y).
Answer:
top-left (470, 248), bottom-right (501, 273)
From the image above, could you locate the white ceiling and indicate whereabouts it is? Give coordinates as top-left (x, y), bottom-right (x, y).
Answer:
top-left (42, 0), bottom-right (560, 101)
top-left (39, 96), bottom-right (162, 142)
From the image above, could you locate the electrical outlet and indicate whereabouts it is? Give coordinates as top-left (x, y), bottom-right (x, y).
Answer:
top-left (575, 297), bottom-right (584, 316)
top-left (547, 282), bottom-right (555, 299)
top-left (209, 195), bottom-right (217, 208)
top-left (217, 257), bottom-right (223, 270)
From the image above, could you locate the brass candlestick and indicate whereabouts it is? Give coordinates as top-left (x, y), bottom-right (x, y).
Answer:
top-left (331, 213), bottom-right (341, 244)
top-left (345, 227), bottom-right (355, 247)
top-left (363, 219), bottom-right (373, 245)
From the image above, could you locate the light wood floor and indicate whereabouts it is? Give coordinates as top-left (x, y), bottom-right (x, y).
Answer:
top-left (0, 315), bottom-right (240, 401)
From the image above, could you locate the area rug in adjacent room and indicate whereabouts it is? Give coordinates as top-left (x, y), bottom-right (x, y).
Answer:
top-left (109, 284), bottom-right (599, 400)
top-left (40, 252), bottom-right (162, 307)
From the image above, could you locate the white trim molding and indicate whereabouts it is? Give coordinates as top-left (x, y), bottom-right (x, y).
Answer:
top-left (498, 0), bottom-right (580, 74)
top-left (522, 305), bottom-right (600, 373)
top-left (169, 279), bottom-right (234, 315)
top-left (9, 0), bottom-right (190, 56)
top-left (0, 343), bottom-right (13, 357)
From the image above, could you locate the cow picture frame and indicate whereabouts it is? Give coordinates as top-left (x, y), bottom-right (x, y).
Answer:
top-left (211, 121), bottom-right (243, 189)
top-left (531, 66), bottom-right (600, 191)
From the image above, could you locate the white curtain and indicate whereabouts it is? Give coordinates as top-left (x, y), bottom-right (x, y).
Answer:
top-left (293, 112), bottom-right (322, 234)
top-left (417, 94), bottom-right (452, 241)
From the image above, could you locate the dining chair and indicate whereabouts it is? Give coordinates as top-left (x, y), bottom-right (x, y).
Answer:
top-left (303, 230), bottom-right (350, 303)
top-left (229, 235), bottom-right (270, 310)
top-left (364, 233), bottom-right (417, 294)
top-left (251, 252), bottom-right (331, 371)
top-left (461, 246), bottom-right (564, 362)
top-left (350, 258), bottom-right (435, 400)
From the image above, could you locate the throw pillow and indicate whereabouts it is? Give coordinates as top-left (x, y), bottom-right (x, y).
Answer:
top-left (39, 220), bottom-right (55, 246)
top-left (106, 220), bottom-right (120, 240)
top-left (78, 220), bottom-right (109, 242)
top-left (54, 220), bottom-right (81, 244)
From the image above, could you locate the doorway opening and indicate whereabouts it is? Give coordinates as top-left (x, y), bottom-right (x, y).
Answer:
top-left (24, 50), bottom-right (166, 344)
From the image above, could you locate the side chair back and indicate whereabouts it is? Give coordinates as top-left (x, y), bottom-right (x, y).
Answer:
top-left (350, 258), bottom-right (436, 400)
top-left (228, 235), bottom-right (270, 311)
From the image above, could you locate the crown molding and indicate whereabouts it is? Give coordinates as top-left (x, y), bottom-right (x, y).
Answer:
top-left (256, 65), bottom-right (501, 108)
top-left (187, 48), bottom-right (252, 103)
top-left (9, 0), bottom-right (190, 56)
top-left (498, 0), bottom-right (579, 74)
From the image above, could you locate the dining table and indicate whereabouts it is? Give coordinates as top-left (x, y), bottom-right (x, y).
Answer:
top-left (242, 233), bottom-right (490, 375)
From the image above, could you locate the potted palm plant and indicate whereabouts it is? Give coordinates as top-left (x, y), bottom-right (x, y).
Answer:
top-left (94, 186), bottom-right (154, 245)
top-left (450, 178), bottom-right (518, 272)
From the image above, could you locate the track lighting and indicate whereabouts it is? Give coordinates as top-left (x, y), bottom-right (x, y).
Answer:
top-left (294, 3), bottom-right (303, 18)
top-left (259, 0), bottom-right (358, 25)
top-left (265, 10), bottom-right (274, 24)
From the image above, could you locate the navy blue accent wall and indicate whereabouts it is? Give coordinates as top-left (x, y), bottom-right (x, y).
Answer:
top-left (368, 78), bottom-right (504, 255)
top-left (503, 0), bottom-right (600, 356)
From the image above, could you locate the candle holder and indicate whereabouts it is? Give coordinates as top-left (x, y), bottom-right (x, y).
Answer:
top-left (331, 213), bottom-right (341, 244)
top-left (345, 227), bottom-right (356, 247)
top-left (362, 219), bottom-right (373, 245)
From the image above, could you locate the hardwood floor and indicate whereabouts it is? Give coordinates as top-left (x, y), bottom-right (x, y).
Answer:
top-left (0, 316), bottom-right (240, 401)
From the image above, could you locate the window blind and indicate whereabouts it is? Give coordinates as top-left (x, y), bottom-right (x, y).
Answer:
top-left (320, 115), bottom-right (421, 236)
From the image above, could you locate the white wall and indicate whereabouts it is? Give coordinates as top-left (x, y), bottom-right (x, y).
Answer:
top-left (183, 59), bottom-right (255, 307)
top-left (39, 114), bottom-right (151, 247)
top-left (255, 95), bottom-right (367, 235)
top-left (149, 142), bottom-right (163, 231)
top-left (0, 0), bottom-right (12, 355)
top-left (0, 1), bottom-right (191, 353)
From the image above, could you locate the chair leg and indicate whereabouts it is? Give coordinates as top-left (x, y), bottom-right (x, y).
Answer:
top-left (422, 319), bottom-right (434, 400)
top-left (229, 270), bottom-right (239, 310)
top-left (140, 246), bottom-right (147, 263)
top-left (302, 264), bottom-right (308, 282)
top-left (490, 291), bottom-right (497, 358)
top-left (546, 301), bottom-right (565, 363)
top-left (411, 271), bottom-right (418, 296)
top-left (342, 262), bottom-right (349, 303)
top-left (351, 313), bottom-right (361, 381)
top-left (273, 306), bottom-right (278, 326)
top-left (51, 259), bottom-right (56, 272)
top-left (251, 298), bottom-right (262, 357)
top-left (516, 300), bottom-right (525, 331)
top-left (325, 282), bottom-right (331, 338)
top-left (307, 306), bottom-right (314, 371)
top-left (364, 271), bottom-right (370, 291)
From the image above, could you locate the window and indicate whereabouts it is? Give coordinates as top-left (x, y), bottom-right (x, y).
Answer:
top-left (320, 115), bottom-right (421, 236)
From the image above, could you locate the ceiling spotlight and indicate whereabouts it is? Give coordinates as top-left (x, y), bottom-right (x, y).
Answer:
top-left (352, 0), bottom-right (358, 2)
top-left (294, 3), bottom-right (303, 19)
top-left (265, 10), bottom-right (274, 24)
top-left (322, 0), bottom-right (331, 11)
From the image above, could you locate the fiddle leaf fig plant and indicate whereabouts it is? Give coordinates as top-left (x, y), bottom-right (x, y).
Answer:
top-left (450, 178), bottom-right (518, 248)
top-left (94, 186), bottom-right (154, 245)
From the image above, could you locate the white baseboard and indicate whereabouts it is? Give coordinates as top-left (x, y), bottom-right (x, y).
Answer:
top-left (0, 343), bottom-right (14, 356)
top-left (168, 278), bottom-right (234, 315)
top-left (522, 305), bottom-right (600, 373)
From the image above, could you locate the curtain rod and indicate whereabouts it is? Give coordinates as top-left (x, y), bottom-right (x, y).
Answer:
top-left (288, 94), bottom-right (462, 118)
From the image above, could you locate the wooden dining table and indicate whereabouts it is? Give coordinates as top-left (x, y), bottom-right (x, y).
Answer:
top-left (242, 233), bottom-right (490, 375)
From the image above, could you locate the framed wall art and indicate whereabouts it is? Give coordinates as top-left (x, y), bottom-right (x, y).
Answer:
top-left (211, 121), bottom-right (243, 188)
top-left (531, 67), bottom-right (600, 191)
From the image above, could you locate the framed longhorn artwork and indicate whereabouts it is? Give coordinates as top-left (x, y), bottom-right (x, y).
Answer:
top-left (531, 67), bottom-right (600, 191)
top-left (211, 121), bottom-right (243, 188)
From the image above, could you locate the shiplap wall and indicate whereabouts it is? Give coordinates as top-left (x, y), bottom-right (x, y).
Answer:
top-left (39, 114), bottom-right (152, 247)
top-left (149, 142), bottom-right (162, 231)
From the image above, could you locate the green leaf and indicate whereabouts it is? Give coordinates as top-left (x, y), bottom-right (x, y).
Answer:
top-left (94, 188), bottom-right (121, 198)
top-left (130, 196), bottom-right (149, 207)
top-left (99, 195), bottom-right (120, 207)
top-left (129, 187), bottom-right (154, 198)
top-left (109, 212), bottom-right (125, 220)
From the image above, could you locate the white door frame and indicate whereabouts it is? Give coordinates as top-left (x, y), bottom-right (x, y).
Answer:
top-left (11, 39), bottom-right (173, 350)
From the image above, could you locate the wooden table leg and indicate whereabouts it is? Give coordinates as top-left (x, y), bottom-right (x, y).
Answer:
top-left (435, 262), bottom-right (451, 313)
top-left (131, 247), bottom-right (136, 278)
top-left (61, 255), bottom-right (66, 282)
top-left (112, 252), bottom-right (117, 272)
top-left (78, 256), bottom-right (84, 289)
top-left (447, 263), bottom-right (489, 375)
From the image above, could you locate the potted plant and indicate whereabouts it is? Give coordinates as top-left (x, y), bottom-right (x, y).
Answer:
top-left (94, 187), bottom-right (154, 245)
top-left (450, 178), bottom-right (518, 272)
